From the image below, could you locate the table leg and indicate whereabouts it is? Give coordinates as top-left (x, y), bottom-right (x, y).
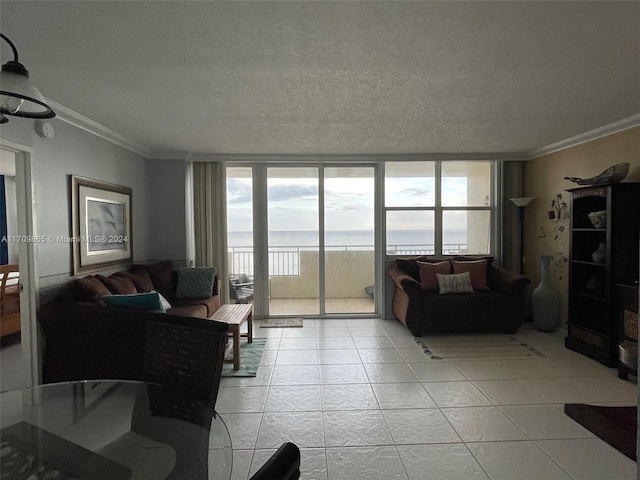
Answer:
top-left (232, 325), bottom-right (240, 370)
top-left (247, 312), bottom-right (253, 344)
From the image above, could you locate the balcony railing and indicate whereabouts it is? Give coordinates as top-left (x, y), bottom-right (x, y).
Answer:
top-left (229, 244), bottom-right (468, 276)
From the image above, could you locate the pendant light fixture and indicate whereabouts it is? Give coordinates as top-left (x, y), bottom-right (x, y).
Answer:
top-left (0, 33), bottom-right (55, 124)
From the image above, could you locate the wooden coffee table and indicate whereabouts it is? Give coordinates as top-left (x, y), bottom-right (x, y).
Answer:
top-left (210, 303), bottom-right (253, 370)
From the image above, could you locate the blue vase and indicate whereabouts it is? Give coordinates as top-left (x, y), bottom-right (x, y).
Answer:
top-left (532, 255), bottom-right (561, 332)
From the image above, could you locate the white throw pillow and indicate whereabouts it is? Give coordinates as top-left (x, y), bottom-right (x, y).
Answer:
top-left (436, 272), bottom-right (474, 294)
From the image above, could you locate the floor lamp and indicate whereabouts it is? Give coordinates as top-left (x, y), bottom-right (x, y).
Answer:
top-left (510, 197), bottom-right (534, 274)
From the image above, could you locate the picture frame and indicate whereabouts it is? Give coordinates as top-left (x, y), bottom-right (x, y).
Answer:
top-left (71, 176), bottom-right (133, 275)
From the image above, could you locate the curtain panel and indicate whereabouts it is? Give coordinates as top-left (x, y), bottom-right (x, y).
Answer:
top-left (193, 162), bottom-right (228, 300)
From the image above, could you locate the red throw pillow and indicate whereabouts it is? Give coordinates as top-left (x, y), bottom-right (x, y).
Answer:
top-left (417, 260), bottom-right (451, 291)
top-left (71, 275), bottom-right (112, 302)
top-left (452, 259), bottom-right (489, 291)
top-left (131, 261), bottom-right (174, 299)
top-left (97, 274), bottom-right (137, 295)
top-left (121, 269), bottom-right (155, 293)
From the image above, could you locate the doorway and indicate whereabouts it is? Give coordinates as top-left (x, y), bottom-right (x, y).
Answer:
top-left (0, 144), bottom-right (38, 389)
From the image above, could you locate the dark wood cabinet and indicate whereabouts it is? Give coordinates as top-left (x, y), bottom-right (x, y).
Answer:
top-left (564, 183), bottom-right (640, 366)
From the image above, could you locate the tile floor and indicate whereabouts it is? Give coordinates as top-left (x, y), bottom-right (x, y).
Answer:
top-left (218, 319), bottom-right (638, 480)
top-left (1, 320), bottom-right (637, 479)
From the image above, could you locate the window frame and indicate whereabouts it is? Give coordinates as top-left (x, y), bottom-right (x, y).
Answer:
top-left (384, 160), bottom-right (495, 258)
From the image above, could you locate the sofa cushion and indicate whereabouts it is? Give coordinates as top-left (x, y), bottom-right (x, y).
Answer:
top-left (452, 259), bottom-right (489, 291)
top-left (417, 260), bottom-right (451, 291)
top-left (167, 304), bottom-right (208, 318)
top-left (123, 269), bottom-right (155, 293)
top-left (171, 296), bottom-right (219, 318)
top-left (98, 274), bottom-right (137, 295)
top-left (175, 267), bottom-right (217, 299)
top-left (70, 275), bottom-right (112, 302)
top-left (131, 262), bottom-right (174, 299)
top-left (103, 292), bottom-right (166, 312)
top-left (436, 272), bottom-right (474, 294)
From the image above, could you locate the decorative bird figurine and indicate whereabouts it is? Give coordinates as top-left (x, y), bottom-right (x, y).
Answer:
top-left (564, 163), bottom-right (629, 186)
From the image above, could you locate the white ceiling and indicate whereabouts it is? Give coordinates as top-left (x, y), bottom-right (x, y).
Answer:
top-left (2, 1), bottom-right (639, 158)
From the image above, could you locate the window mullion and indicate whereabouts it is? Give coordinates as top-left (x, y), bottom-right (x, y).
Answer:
top-left (435, 161), bottom-right (443, 256)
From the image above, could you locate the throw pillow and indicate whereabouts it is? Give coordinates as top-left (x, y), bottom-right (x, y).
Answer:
top-left (152, 290), bottom-right (172, 311)
top-left (417, 260), bottom-right (451, 291)
top-left (131, 261), bottom-right (174, 299)
top-left (175, 267), bottom-right (217, 299)
top-left (397, 257), bottom-right (443, 282)
top-left (102, 292), bottom-right (166, 312)
top-left (124, 269), bottom-right (155, 293)
top-left (71, 275), bottom-right (111, 302)
top-left (436, 272), bottom-right (474, 294)
top-left (97, 274), bottom-right (137, 295)
top-left (452, 259), bottom-right (489, 291)
top-left (452, 255), bottom-right (494, 267)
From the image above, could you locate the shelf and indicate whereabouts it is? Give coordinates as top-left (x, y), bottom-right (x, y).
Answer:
top-left (565, 184), bottom-right (640, 367)
top-left (571, 260), bottom-right (607, 267)
top-left (571, 292), bottom-right (607, 302)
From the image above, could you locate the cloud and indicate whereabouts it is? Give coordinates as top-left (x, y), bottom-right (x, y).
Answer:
top-left (268, 184), bottom-right (318, 201)
top-left (226, 178), bottom-right (252, 203)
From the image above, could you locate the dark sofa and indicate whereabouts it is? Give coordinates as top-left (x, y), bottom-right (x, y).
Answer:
top-left (387, 256), bottom-right (530, 335)
top-left (62, 261), bottom-right (221, 318)
top-left (38, 261), bottom-right (223, 385)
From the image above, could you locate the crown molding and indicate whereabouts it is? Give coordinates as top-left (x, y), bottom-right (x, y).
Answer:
top-left (46, 99), bottom-right (152, 158)
top-left (526, 114), bottom-right (640, 160)
top-left (186, 152), bottom-right (529, 163)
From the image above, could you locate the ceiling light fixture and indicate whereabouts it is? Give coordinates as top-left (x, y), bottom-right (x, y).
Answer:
top-left (0, 33), bottom-right (55, 124)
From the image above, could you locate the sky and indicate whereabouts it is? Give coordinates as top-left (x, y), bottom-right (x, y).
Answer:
top-left (226, 172), bottom-right (476, 234)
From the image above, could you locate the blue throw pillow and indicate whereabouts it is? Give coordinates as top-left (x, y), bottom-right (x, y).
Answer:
top-left (175, 267), bottom-right (216, 299)
top-left (103, 292), bottom-right (166, 312)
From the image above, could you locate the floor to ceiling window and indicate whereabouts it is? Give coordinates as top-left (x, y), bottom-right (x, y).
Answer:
top-left (226, 160), bottom-right (494, 318)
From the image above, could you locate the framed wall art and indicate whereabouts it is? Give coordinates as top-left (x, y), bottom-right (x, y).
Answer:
top-left (71, 176), bottom-right (133, 275)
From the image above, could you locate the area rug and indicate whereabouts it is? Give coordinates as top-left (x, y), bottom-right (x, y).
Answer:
top-left (564, 404), bottom-right (636, 461)
top-left (415, 334), bottom-right (544, 360)
top-left (260, 317), bottom-right (303, 328)
top-left (221, 338), bottom-right (266, 377)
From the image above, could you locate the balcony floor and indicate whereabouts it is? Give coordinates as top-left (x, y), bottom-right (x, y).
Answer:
top-left (268, 297), bottom-right (375, 316)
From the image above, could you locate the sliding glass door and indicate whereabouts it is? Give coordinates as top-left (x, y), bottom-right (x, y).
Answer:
top-left (324, 167), bottom-right (375, 314)
top-left (227, 164), bottom-right (377, 317)
top-left (267, 167), bottom-right (320, 315)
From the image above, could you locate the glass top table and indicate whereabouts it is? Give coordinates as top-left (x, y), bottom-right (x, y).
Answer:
top-left (0, 381), bottom-right (232, 480)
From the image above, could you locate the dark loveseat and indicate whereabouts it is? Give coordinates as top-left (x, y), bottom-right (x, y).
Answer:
top-left (387, 256), bottom-right (530, 336)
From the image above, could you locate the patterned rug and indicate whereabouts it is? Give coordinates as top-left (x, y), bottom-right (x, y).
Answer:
top-left (221, 338), bottom-right (266, 377)
top-left (415, 334), bottom-right (544, 360)
top-left (260, 317), bottom-right (303, 328)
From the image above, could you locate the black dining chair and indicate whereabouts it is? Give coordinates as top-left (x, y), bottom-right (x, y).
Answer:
top-left (250, 442), bottom-right (301, 480)
top-left (142, 312), bottom-right (229, 409)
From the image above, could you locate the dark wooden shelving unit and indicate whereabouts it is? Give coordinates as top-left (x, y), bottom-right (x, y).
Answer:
top-left (565, 183), bottom-right (640, 367)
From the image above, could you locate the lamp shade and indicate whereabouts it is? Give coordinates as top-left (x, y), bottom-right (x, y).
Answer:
top-left (0, 33), bottom-right (55, 120)
top-left (510, 197), bottom-right (534, 208)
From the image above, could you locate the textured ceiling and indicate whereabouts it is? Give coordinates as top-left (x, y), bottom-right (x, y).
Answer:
top-left (1, 1), bottom-right (639, 158)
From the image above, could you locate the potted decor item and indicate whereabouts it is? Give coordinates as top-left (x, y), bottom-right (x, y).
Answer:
top-left (532, 255), bottom-right (561, 332)
top-left (591, 243), bottom-right (607, 264)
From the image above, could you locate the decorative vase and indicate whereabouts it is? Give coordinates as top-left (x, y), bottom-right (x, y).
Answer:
top-left (591, 242), bottom-right (606, 264)
top-left (532, 255), bottom-right (561, 332)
